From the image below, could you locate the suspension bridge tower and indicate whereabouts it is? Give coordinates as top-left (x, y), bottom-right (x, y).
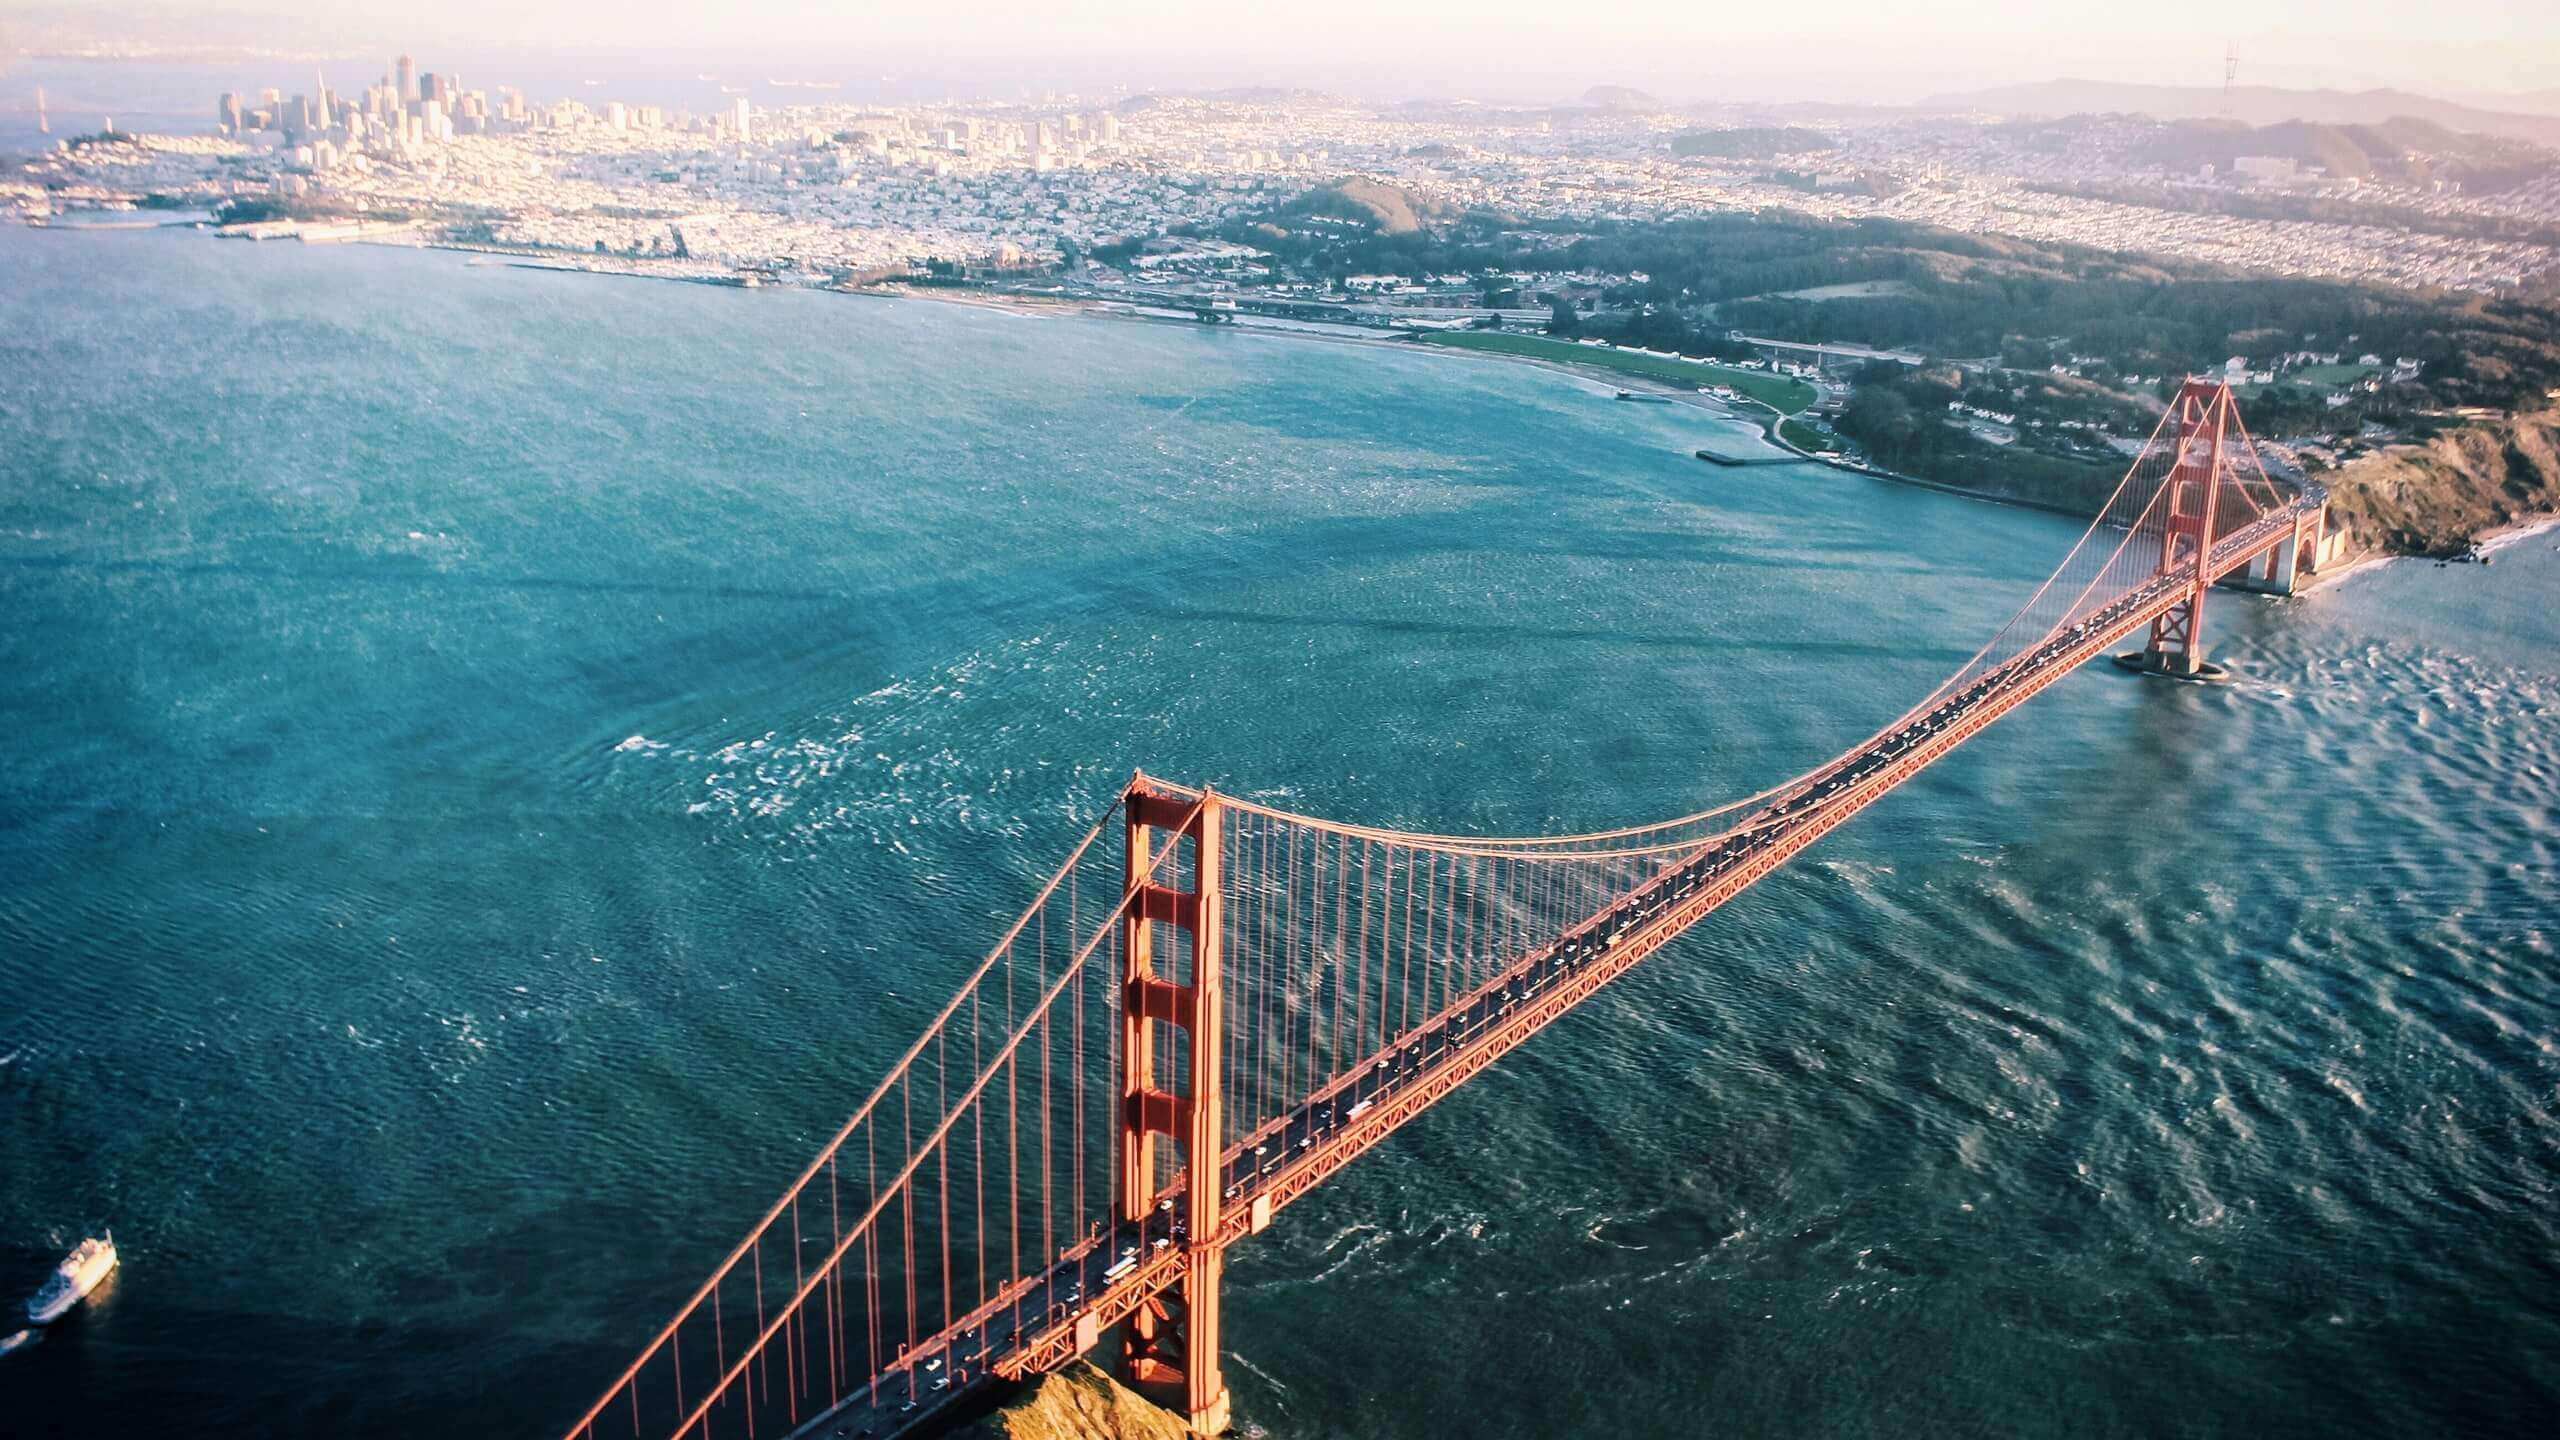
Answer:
top-left (2119, 380), bottom-right (2235, 681)
top-left (1116, 776), bottom-right (1232, 1434)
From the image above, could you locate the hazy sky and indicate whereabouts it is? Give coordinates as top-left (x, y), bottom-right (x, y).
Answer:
top-left (13, 1), bottom-right (2560, 104)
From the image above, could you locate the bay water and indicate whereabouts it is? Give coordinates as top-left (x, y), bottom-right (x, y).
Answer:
top-left (1, 226), bottom-right (2553, 1436)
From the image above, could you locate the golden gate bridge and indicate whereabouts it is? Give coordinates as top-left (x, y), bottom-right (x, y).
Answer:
top-left (561, 380), bottom-right (2332, 1440)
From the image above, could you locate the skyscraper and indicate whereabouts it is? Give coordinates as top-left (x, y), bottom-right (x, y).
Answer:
top-left (396, 54), bottom-right (417, 104)
top-left (732, 96), bottom-right (753, 144)
top-left (218, 92), bottom-right (242, 134)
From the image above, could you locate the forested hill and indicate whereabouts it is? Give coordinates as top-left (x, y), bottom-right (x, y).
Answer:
top-left (1226, 190), bottom-right (2560, 551)
top-left (1568, 217), bottom-right (2560, 413)
top-left (1231, 197), bottom-right (2560, 413)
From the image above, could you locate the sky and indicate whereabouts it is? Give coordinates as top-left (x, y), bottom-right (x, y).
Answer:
top-left (8, 1), bottom-right (2560, 106)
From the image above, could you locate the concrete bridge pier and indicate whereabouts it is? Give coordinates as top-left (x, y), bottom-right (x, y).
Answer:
top-left (2222, 526), bottom-right (2302, 595)
top-left (2220, 503), bottom-right (2335, 597)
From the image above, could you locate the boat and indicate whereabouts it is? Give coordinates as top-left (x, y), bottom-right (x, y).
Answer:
top-left (26, 1233), bottom-right (116, 1324)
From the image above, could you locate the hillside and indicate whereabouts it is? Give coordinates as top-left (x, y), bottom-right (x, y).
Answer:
top-left (1224, 196), bottom-right (2560, 412)
top-left (2134, 117), bottom-right (2549, 192)
top-left (2321, 410), bottom-right (2560, 558)
top-left (952, 1362), bottom-right (1193, 1440)
top-left (1921, 79), bottom-right (2560, 150)
top-left (1582, 84), bottom-right (1666, 112)
top-left (1278, 178), bottom-right (1453, 235)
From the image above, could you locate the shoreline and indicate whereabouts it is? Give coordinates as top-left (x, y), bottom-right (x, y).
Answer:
top-left (21, 219), bottom-right (2559, 570)
top-left (1377, 330), bottom-right (2131, 521)
top-left (2288, 511), bottom-right (2560, 594)
top-left (2475, 511), bottom-right (2560, 555)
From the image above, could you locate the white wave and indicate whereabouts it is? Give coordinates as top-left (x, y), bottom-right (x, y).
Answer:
top-left (2477, 515), bottom-right (2560, 556)
top-left (1226, 1351), bottom-right (1291, 1395)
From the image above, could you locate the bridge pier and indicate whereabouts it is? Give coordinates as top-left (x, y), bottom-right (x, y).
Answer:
top-left (1117, 776), bottom-right (1232, 1435)
top-left (2221, 527), bottom-right (2298, 596)
top-left (2218, 502), bottom-right (2337, 596)
top-left (2125, 586), bottom-right (2220, 677)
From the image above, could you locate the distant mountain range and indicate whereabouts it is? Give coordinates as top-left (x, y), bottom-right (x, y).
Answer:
top-left (2484, 87), bottom-right (2560, 119)
top-left (1919, 80), bottom-right (2560, 150)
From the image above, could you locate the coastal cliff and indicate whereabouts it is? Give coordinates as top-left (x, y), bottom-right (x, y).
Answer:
top-left (2320, 409), bottom-right (2560, 558)
top-left (952, 1363), bottom-right (1196, 1440)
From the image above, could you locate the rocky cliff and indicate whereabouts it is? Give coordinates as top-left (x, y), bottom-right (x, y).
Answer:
top-left (951, 1362), bottom-right (1195, 1440)
top-left (2321, 410), bottom-right (2560, 558)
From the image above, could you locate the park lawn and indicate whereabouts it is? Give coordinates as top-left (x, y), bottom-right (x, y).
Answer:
top-left (2288, 362), bottom-right (2379, 389)
top-left (1411, 331), bottom-right (1816, 412)
top-left (1779, 417), bottom-right (1831, 452)
top-left (1767, 279), bottom-right (1922, 302)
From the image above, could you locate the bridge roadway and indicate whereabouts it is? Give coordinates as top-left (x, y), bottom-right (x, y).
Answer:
top-left (784, 499), bottom-right (2317, 1440)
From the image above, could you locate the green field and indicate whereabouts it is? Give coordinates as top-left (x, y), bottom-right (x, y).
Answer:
top-left (2287, 362), bottom-right (2379, 389)
top-left (1767, 279), bottom-right (1922, 302)
top-left (1410, 331), bottom-right (1816, 412)
top-left (1779, 417), bottom-right (1832, 452)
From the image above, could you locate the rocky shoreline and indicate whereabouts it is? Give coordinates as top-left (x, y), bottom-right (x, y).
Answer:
top-left (2317, 408), bottom-right (2560, 561)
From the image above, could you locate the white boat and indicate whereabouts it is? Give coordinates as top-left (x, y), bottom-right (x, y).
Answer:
top-left (27, 1233), bottom-right (116, 1324)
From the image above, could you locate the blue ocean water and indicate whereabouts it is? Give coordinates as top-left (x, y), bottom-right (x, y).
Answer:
top-left (0, 225), bottom-right (2553, 1437)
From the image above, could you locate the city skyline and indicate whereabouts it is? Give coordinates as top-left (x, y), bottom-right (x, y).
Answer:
top-left (25, 29), bottom-right (2560, 301)
top-left (8, 0), bottom-right (2560, 108)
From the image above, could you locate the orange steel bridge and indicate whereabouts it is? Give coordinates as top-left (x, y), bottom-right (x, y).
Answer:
top-left (560, 380), bottom-right (2332, 1440)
